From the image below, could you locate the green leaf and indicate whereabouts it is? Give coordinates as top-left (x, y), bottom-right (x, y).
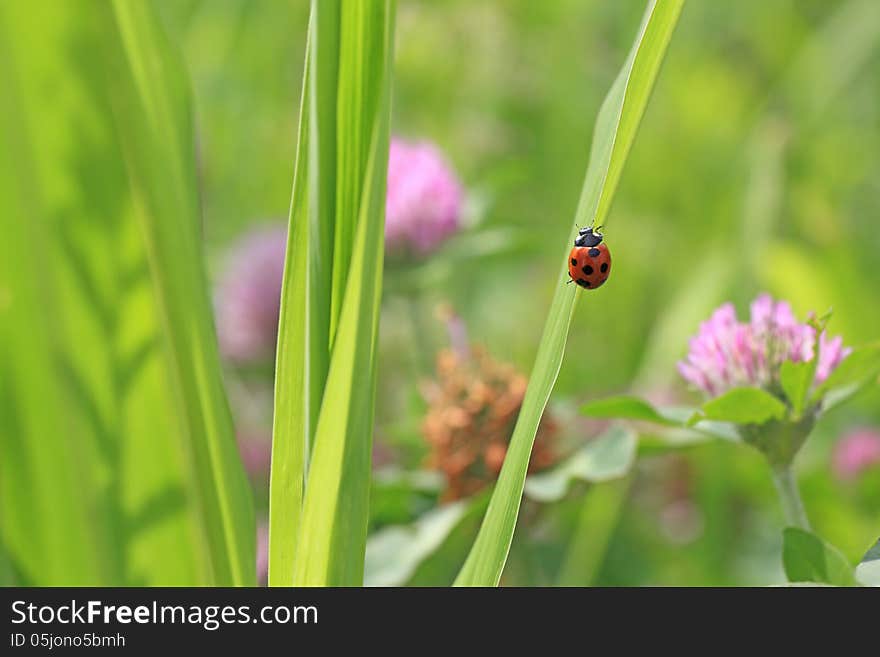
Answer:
top-left (454, 0), bottom-right (685, 587)
top-left (581, 396), bottom-right (682, 426)
top-left (365, 494), bottom-right (488, 587)
top-left (107, 0), bottom-right (256, 585)
top-left (699, 387), bottom-right (787, 425)
top-left (812, 343), bottom-right (880, 403)
top-left (268, 0), bottom-right (396, 586)
top-left (783, 527), bottom-right (858, 586)
top-left (855, 538), bottom-right (880, 587)
top-left (523, 427), bottom-right (637, 503)
top-left (779, 360), bottom-right (814, 417)
top-left (0, 2), bottom-right (254, 584)
top-left (268, 29), bottom-right (313, 586)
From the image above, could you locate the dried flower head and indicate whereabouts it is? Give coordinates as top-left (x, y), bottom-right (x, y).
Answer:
top-left (215, 225), bottom-right (287, 363)
top-left (385, 137), bottom-right (463, 257)
top-left (833, 428), bottom-right (880, 481)
top-left (422, 347), bottom-right (557, 501)
top-left (678, 293), bottom-right (850, 397)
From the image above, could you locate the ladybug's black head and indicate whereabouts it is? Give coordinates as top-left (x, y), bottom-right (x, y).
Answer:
top-left (574, 226), bottom-right (603, 248)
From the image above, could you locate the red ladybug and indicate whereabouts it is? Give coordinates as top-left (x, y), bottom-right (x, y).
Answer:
top-left (568, 226), bottom-right (611, 289)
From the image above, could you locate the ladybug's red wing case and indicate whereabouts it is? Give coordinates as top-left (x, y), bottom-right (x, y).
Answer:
top-left (568, 243), bottom-right (611, 289)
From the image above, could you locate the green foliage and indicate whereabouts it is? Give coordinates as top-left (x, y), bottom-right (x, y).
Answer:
top-left (0, 1), bottom-right (253, 585)
top-left (365, 428), bottom-right (636, 586)
top-left (269, 0), bottom-right (396, 586)
top-left (780, 360), bottom-right (815, 418)
top-left (783, 527), bottom-right (857, 586)
top-left (812, 343), bottom-right (880, 403)
top-left (4, 0), bottom-right (880, 589)
top-left (698, 388), bottom-right (788, 425)
top-left (523, 427), bottom-right (637, 502)
top-left (581, 396), bottom-right (682, 426)
top-left (267, 35), bottom-right (312, 586)
top-left (855, 539), bottom-right (880, 587)
top-left (454, 0), bottom-right (686, 586)
top-left (365, 494), bottom-right (489, 587)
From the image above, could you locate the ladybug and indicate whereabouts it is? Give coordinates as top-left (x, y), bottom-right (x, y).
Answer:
top-left (568, 226), bottom-right (611, 289)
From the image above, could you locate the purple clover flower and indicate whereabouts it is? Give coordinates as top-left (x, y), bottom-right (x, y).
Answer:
top-left (385, 137), bottom-right (463, 257)
top-left (215, 225), bottom-right (287, 363)
top-left (678, 293), bottom-right (850, 397)
top-left (833, 428), bottom-right (880, 481)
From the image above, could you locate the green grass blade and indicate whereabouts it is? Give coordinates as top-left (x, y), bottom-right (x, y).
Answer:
top-left (0, 9), bottom-right (106, 584)
top-left (292, 0), bottom-right (395, 586)
top-left (310, 1), bottom-right (340, 353)
top-left (555, 478), bottom-right (632, 586)
top-left (107, 0), bottom-right (255, 585)
top-left (454, 0), bottom-right (684, 587)
top-left (331, 3), bottom-right (388, 337)
top-left (268, 26), bottom-right (313, 586)
top-left (0, 1), bottom-right (253, 585)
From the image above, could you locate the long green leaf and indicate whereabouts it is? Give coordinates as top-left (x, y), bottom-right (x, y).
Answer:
top-left (0, 1), bottom-right (254, 585)
top-left (454, 0), bottom-right (684, 587)
top-left (268, 24), bottom-right (313, 586)
top-left (107, 0), bottom-right (255, 585)
top-left (268, 0), bottom-right (395, 586)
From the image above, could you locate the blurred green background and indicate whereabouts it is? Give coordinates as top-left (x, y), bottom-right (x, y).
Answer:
top-left (158, 0), bottom-right (880, 585)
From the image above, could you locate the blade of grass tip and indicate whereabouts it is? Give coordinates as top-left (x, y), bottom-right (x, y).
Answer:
top-left (454, 0), bottom-right (685, 587)
top-left (293, 0), bottom-right (395, 586)
top-left (268, 27), bottom-right (312, 586)
top-left (108, 0), bottom-right (255, 585)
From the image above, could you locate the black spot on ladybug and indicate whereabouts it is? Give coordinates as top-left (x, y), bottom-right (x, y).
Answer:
top-left (600, 263), bottom-right (608, 273)
top-left (582, 265), bottom-right (594, 275)
top-left (588, 248), bottom-right (601, 257)
top-left (571, 258), bottom-right (578, 266)
top-left (577, 279), bottom-right (590, 288)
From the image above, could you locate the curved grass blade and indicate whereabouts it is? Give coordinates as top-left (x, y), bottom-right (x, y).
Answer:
top-left (454, 0), bottom-right (685, 586)
top-left (107, 0), bottom-right (255, 584)
top-left (0, 9), bottom-right (106, 584)
top-left (268, 32), bottom-right (313, 586)
top-left (0, 2), bottom-right (254, 585)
